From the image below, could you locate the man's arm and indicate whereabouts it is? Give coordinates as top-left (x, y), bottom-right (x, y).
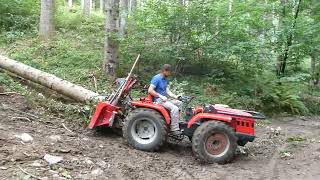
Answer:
top-left (148, 84), bottom-right (167, 101)
top-left (166, 87), bottom-right (179, 99)
top-left (148, 84), bottom-right (159, 97)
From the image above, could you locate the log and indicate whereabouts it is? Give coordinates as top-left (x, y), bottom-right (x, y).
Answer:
top-left (0, 55), bottom-right (103, 102)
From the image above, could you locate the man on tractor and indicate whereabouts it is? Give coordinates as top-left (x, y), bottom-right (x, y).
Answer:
top-left (148, 64), bottom-right (182, 135)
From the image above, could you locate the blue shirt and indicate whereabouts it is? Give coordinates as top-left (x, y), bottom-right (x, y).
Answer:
top-left (151, 74), bottom-right (168, 99)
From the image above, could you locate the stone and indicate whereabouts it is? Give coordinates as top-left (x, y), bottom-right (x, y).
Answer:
top-left (44, 154), bottom-right (63, 165)
top-left (15, 133), bottom-right (33, 143)
top-left (91, 168), bottom-right (103, 176)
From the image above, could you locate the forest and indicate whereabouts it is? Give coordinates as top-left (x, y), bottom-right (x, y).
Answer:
top-left (0, 0), bottom-right (319, 117)
top-left (1, 0), bottom-right (320, 179)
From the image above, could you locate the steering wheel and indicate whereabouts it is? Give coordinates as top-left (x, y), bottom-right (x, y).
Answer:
top-left (178, 96), bottom-right (194, 103)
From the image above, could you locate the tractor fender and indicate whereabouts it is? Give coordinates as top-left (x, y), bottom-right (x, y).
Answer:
top-left (187, 113), bottom-right (232, 128)
top-left (131, 101), bottom-right (171, 124)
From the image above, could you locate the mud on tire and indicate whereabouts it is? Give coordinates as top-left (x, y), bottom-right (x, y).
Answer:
top-left (192, 121), bottom-right (237, 164)
top-left (123, 108), bottom-right (168, 151)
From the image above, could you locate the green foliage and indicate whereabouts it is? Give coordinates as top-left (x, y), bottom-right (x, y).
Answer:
top-left (0, 0), bottom-right (39, 29)
top-left (1, 0), bottom-right (320, 117)
top-left (286, 136), bottom-right (306, 142)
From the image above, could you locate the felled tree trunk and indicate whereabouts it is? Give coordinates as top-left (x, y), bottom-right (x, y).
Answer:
top-left (0, 55), bottom-right (102, 102)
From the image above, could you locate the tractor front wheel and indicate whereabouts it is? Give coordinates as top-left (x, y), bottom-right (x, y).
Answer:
top-left (192, 121), bottom-right (237, 164)
top-left (123, 108), bottom-right (168, 151)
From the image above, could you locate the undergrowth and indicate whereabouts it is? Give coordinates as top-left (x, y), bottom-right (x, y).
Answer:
top-left (1, 5), bottom-right (320, 122)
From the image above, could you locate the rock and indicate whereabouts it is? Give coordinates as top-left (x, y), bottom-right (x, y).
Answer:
top-left (30, 161), bottom-right (42, 167)
top-left (44, 154), bottom-right (63, 165)
top-left (82, 137), bottom-right (89, 141)
top-left (275, 126), bottom-right (282, 134)
top-left (49, 135), bottom-right (62, 142)
top-left (38, 93), bottom-right (45, 99)
top-left (14, 133), bottom-right (33, 143)
top-left (48, 170), bottom-right (59, 174)
top-left (91, 168), bottom-right (103, 176)
top-left (281, 152), bottom-right (293, 159)
top-left (84, 158), bottom-right (94, 165)
top-left (237, 146), bottom-right (248, 156)
top-left (0, 166), bottom-right (8, 170)
top-left (96, 160), bottom-right (107, 168)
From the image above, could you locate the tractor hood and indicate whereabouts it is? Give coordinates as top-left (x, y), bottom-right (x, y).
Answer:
top-left (213, 105), bottom-right (253, 118)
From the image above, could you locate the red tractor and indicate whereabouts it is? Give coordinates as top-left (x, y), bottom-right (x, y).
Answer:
top-left (89, 75), bottom-right (265, 164)
top-left (89, 55), bottom-right (265, 164)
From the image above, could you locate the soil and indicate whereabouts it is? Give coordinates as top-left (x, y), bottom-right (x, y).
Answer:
top-left (0, 94), bottom-right (320, 180)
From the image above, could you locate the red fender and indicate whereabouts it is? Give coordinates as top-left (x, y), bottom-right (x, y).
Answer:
top-left (131, 101), bottom-right (171, 124)
top-left (187, 113), bottom-right (232, 128)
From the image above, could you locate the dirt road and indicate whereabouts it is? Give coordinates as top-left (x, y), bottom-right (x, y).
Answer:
top-left (0, 94), bottom-right (320, 180)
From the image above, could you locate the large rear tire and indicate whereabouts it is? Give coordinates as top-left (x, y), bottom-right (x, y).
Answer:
top-left (192, 121), bottom-right (237, 164)
top-left (123, 108), bottom-right (168, 151)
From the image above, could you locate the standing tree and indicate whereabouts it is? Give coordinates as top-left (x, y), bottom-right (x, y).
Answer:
top-left (83, 0), bottom-right (92, 16)
top-left (100, 0), bottom-right (104, 12)
top-left (276, 0), bottom-right (302, 76)
top-left (39, 0), bottom-right (54, 41)
top-left (67, 0), bottom-right (72, 10)
top-left (103, 0), bottom-right (120, 76)
top-left (129, 0), bottom-right (136, 13)
top-left (119, 0), bottom-right (129, 37)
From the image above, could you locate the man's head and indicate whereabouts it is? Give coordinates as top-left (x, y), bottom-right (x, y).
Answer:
top-left (161, 64), bottom-right (171, 77)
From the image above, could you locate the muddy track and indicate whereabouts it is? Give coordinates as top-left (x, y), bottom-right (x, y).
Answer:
top-left (0, 94), bottom-right (320, 180)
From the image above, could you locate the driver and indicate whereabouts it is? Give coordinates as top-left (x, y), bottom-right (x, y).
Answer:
top-left (148, 64), bottom-right (182, 135)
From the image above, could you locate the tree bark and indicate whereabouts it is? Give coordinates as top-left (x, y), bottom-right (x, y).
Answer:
top-left (228, 0), bottom-right (233, 14)
top-left (83, 0), bottom-right (92, 16)
top-left (0, 55), bottom-right (102, 102)
top-left (100, 0), bottom-right (104, 12)
top-left (39, 0), bottom-right (55, 41)
top-left (277, 0), bottom-right (301, 76)
top-left (129, 0), bottom-right (136, 13)
top-left (103, 0), bottom-right (120, 76)
top-left (67, 0), bottom-right (72, 10)
top-left (81, 0), bottom-right (84, 9)
top-left (310, 52), bottom-right (317, 86)
top-left (119, 0), bottom-right (129, 37)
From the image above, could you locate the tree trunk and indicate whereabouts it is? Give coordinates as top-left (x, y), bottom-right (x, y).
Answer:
top-left (103, 0), bottom-right (120, 76)
top-left (39, 0), bottom-right (54, 41)
top-left (67, 0), bottom-right (72, 10)
top-left (277, 0), bottom-right (301, 76)
top-left (91, 0), bottom-right (95, 10)
top-left (228, 0), bottom-right (233, 14)
top-left (129, 0), bottom-right (136, 13)
top-left (119, 0), bottom-right (129, 37)
top-left (310, 52), bottom-right (317, 86)
top-left (100, 0), bottom-right (104, 12)
top-left (0, 55), bottom-right (102, 102)
top-left (83, 0), bottom-right (92, 16)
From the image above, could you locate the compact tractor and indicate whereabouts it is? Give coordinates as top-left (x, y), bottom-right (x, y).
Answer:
top-left (89, 55), bottom-right (265, 164)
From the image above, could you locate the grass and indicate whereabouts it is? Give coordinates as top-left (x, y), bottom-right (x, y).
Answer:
top-left (286, 136), bottom-right (306, 142)
top-left (0, 7), bottom-right (110, 123)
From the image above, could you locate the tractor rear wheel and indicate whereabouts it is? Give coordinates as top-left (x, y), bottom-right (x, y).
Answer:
top-left (123, 108), bottom-right (168, 151)
top-left (192, 121), bottom-right (237, 164)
